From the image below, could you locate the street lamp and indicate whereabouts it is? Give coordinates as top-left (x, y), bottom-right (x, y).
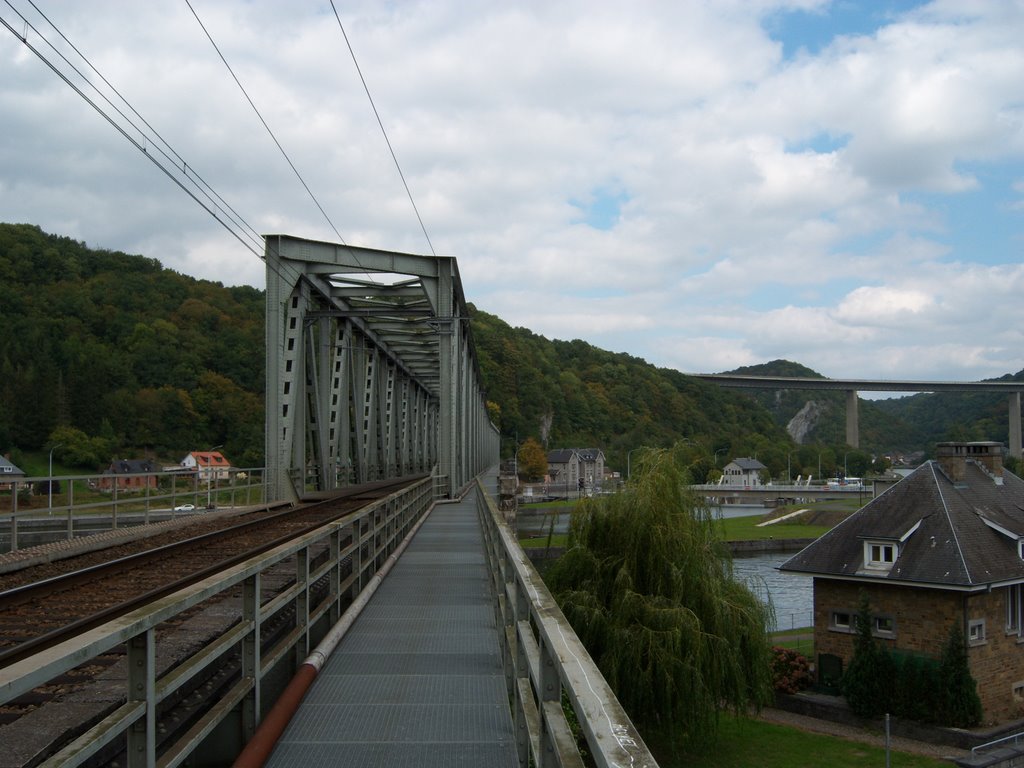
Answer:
top-left (787, 450), bottom-right (796, 485)
top-left (714, 448), bottom-right (726, 466)
top-left (627, 447), bottom-right (649, 481)
top-left (48, 443), bottom-right (62, 515)
top-left (843, 451), bottom-right (850, 479)
top-left (206, 445), bottom-right (224, 508)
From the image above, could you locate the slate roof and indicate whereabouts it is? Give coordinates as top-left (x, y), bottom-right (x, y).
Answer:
top-left (730, 458), bottom-right (766, 471)
top-left (106, 459), bottom-right (159, 475)
top-left (781, 460), bottom-right (1024, 590)
top-left (0, 456), bottom-right (25, 477)
top-left (547, 448), bottom-right (603, 464)
top-left (547, 449), bottom-right (577, 464)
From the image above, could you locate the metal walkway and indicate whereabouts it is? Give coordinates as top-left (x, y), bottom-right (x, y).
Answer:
top-left (266, 483), bottom-right (517, 768)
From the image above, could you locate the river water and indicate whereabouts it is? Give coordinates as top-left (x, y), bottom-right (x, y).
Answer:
top-left (732, 552), bottom-right (813, 631)
top-left (517, 505), bottom-right (814, 631)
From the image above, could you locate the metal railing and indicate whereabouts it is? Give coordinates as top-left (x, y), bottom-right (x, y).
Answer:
top-left (476, 476), bottom-right (659, 768)
top-left (0, 477), bottom-right (433, 767)
top-left (972, 729), bottom-right (1024, 756)
top-left (1, 468), bottom-right (268, 553)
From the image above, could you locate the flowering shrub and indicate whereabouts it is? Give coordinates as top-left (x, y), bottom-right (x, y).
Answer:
top-left (771, 646), bottom-right (813, 694)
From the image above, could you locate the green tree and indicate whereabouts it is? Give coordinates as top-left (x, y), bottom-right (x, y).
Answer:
top-left (546, 444), bottom-right (773, 749)
top-left (840, 593), bottom-right (894, 718)
top-left (938, 621), bottom-right (982, 727)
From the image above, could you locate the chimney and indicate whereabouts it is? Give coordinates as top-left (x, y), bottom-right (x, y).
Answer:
top-left (936, 441), bottom-right (1003, 483)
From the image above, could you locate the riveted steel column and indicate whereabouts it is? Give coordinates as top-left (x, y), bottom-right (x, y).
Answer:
top-left (266, 242), bottom-right (305, 504)
top-left (846, 389), bottom-right (859, 449)
top-left (328, 321), bottom-right (352, 486)
top-left (437, 260), bottom-right (456, 497)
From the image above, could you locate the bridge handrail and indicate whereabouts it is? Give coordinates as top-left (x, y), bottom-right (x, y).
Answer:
top-left (475, 477), bottom-right (658, 768)
top-left (0, 478), bottom-right (434, 766)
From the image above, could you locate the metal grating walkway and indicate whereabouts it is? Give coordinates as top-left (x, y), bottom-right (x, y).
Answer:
top-left (266, 483), bottom-right (517, 768)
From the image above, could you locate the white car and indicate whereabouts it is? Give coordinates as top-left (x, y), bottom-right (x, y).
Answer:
top-left (173, 503), bottom-right (196, 513)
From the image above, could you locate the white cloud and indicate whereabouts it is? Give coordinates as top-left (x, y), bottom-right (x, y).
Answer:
top-left (1, 0), bottom-right (1023, 385)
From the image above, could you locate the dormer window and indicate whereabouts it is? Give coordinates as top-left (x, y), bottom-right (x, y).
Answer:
top-left (865, 540), bottom-right (897, 570)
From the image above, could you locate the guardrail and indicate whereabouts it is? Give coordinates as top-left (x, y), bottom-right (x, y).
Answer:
top-left (476, 477), bottom-right (659, 768)
top-left (0, 477), bottom-right (433, 767)
top-left (1, 468), bottom-right (267, 553)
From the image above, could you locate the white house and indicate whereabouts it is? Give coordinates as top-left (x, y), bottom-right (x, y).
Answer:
top-left (181, 451), bottom-right (232, 482)
top-left (722, 457), bottom-right (767, 487)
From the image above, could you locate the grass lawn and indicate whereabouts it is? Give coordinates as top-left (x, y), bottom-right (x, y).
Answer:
top-left (770, 626), bottom-right (814, 655)
top-left (519, 533), bottom-right (568, 548)
top-left (717, 513), bottom-right (831, 541)
top-left (649, 715), bottom-right (950, 768)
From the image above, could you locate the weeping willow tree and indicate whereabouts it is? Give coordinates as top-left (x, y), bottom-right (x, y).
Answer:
top-left (546, 444), bottom-right (774, 748)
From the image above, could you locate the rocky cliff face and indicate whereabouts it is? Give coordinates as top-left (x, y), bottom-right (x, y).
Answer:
top-left (787, 400), bottom-right (827, 443)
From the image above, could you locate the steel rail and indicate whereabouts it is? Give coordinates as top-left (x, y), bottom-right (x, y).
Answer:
top-left (0, 477), bottom-right (420, 669)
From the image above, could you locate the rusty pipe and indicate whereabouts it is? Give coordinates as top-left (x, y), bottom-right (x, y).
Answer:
top-left (232, 503), bottom-right (437, 767)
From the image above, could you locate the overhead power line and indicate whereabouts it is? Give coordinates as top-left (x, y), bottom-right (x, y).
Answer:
top-left (185, 0), bottom-right (349, 247)
top-left (329, 1), bottom-right (437, 257)
top-left (0, 1), bottom-right (265, 260)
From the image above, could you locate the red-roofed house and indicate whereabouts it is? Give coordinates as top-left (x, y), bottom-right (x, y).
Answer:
top-left (180, 451), bottom-right (232, 482)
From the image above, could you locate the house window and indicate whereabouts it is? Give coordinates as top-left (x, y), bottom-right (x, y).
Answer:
top-left (1013, 682), bottom-right (1024, 702)
top-left (830, 611), bottom-right (852, 632)
top-left (873, 615), bottom-right (896, 637)
top-left (968, 619), bottom-right (986, 646)
top-left (1008, 585), bottom-right (1023, 635)
top-left (864, 541), bottom-right (897, 569)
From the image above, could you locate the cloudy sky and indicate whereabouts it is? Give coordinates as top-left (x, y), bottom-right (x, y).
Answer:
top-left (2, 1), bottom-right (1022, 387)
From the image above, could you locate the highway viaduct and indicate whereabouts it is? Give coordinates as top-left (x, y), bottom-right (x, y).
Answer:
top-left (694, 374), bottom-right (1024, 459)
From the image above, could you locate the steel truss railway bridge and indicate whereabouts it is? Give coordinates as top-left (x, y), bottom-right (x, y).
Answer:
top-left (0, 236), bottom-right (656, 768)
top-left (8, 235), bottom-right (1021, 766)
top-left (264, 234), bottom-right (499, 502)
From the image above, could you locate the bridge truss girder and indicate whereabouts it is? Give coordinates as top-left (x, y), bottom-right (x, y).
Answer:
top-left (265, 235), bottom-right (499, 503)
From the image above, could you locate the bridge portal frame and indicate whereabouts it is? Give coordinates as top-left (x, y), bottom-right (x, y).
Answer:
top-left (265, 235), bottom-right (498, 503)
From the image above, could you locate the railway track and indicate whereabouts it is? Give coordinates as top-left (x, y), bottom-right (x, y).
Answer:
top-left (0, 477), bottom-right (420, 670)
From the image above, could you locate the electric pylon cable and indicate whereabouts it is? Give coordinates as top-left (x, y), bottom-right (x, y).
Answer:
top-left (329, 0), bottom-right (437, 258)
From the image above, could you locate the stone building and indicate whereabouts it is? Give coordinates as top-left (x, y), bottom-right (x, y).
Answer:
top-left (547, 448), bottom-right (605, 494)
top-left (721, 457), bottom-right (767, 487)
top-left (781, 441), bottom-right (1024, 722)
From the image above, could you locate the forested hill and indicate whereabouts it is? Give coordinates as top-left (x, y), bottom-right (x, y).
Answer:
top-left (470, 308), bottom-right (794, 474)
top-left (0, 223), bottom-right (265, 468)
top-left (0, 223), bottom-right (794, 477)
top-left (722, 360), bottom-right (1024, 457)
top-left (2, 223), bottom-right (1017, 477)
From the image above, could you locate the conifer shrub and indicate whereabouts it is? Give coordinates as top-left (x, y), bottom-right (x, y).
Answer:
top-left (937, 621), bottom-right (982, 728)
top-left (890, 651), bottom-right (940, 722)
top-left (840, 593), bottom-right (894, 718)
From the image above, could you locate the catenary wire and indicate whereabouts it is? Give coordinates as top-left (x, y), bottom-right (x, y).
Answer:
top-left (329, 0), bottom-right (437, 258)
top-left (185, 0), bottom-right (349, 247)
top-left (0, 9), bottom-right (264, 261)
top-left (22, 0), bottom-right (265, 254)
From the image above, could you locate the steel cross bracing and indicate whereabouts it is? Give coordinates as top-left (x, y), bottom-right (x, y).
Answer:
top-left (265, 235), bottom-right (499, 503)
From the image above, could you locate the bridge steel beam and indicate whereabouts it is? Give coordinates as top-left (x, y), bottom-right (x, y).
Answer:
top-left (265, 235), bottom-right (498, 503)
top-left (696, 374), bottom-right (1024, 457)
